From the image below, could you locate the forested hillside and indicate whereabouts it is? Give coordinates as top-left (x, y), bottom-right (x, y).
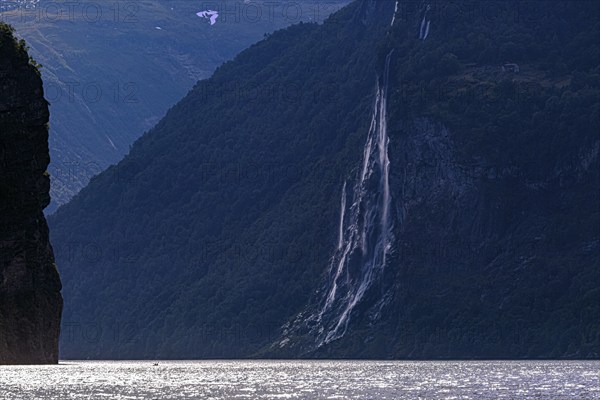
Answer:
top-left (50, 0), bottom-right (599, 359)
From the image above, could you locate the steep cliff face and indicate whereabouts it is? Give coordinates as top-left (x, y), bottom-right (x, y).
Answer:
top-left (0, 23), bottom-right (62, 365)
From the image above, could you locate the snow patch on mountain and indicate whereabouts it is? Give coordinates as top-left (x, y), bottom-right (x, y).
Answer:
top-left (196, 10), bottom-right (219, 25)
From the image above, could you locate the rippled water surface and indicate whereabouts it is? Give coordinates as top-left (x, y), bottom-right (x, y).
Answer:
top-left (1, 360), bottom-right (598, 399)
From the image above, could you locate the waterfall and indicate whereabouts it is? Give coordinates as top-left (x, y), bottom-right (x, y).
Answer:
top-left (390, 0), bottom-right (399, 26)
top-left (337, 181), bottom-right (347, 250)
top-left (315, 50), bottom-right (395, 345)
top-left (423, 20), bottom-right (431, 40)
top-left (419, 4), bottom-right (431, 40)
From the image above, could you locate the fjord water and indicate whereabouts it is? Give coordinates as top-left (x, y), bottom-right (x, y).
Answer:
top-left (1, 361), bottom-right (598, 399)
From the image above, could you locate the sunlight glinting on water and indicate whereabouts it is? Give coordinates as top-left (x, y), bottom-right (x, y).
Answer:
top-left (1, 360), bottom-right (598, 399)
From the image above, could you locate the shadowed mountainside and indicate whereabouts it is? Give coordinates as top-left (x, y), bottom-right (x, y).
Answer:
top-left (50, 0), bottom-right (599, 359)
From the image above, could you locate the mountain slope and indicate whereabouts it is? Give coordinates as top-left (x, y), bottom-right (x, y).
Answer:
top-left (50, 0), bottom-right (599, 359)
top-left (0, 23), bottom-right (62, 364)
top-left (50, 0), bottom-right (396, 359)
top-left (2, 0), bottom-right (348, 211)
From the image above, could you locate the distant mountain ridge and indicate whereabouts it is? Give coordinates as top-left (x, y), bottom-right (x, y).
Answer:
top-left (3, 0), bottom-right (348, 212)
top-left (50, 0), bottom-right (599, 359)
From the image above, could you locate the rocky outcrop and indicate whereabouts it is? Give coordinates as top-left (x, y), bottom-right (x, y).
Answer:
top-left (0, 24), bottom-right (62, 365)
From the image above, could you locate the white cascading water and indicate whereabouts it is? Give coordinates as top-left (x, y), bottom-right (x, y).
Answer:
top-left (390, 0), bottom-right (399, 27)
top-left (391, 1), bottom-right (431, 39)
top-left (419, 4), bottom-right (431, 40)
top-left (337, 181), bottom-right (347, 250)
top-left (314, 50), bottom-right (395, 345)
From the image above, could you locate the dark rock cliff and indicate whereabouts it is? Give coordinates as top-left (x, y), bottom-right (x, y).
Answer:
top-left (0, 23), bottom-right (62, 365)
